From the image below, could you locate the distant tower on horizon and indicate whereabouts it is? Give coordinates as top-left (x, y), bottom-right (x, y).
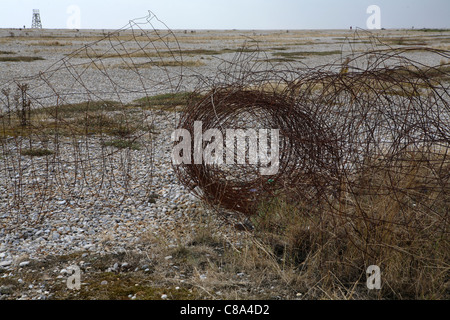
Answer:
top-left (31, 9), bottom-right (42, 28)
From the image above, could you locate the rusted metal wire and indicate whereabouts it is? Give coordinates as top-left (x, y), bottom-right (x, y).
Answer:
top-left (173, 47), bottom-right (450, 222)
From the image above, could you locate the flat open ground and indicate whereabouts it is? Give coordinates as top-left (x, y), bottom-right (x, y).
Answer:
top-left (0, 28), bottom-right (449, 301)
top-left (1, 27), bottom-right (449, 99)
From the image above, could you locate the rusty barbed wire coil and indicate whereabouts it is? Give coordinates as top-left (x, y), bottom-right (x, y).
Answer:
top-left (173, 47), bottom-right (450, 219)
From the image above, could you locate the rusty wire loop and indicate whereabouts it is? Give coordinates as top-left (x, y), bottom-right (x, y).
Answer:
top-left (173, 46), bottom-right (450, 232)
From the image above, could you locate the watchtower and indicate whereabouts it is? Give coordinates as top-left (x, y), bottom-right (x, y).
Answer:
top-left (31, 9), bottom-right (42, 29)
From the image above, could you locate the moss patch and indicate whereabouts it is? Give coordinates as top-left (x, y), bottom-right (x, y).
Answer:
top-left (57, 272), bottom-right (196, 300)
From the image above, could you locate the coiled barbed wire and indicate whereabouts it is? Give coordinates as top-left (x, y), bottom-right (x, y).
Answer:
top-left (173, 47), bottom-right (450, 223)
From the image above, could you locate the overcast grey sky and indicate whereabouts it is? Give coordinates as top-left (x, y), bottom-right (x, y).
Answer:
top-left (1, 0), bottom-right (449, 30)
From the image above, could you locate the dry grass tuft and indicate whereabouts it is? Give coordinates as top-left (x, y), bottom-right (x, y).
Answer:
top-left (248, 149), bottom-right (449, 299)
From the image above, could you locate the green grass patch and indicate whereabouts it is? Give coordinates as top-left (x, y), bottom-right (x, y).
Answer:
top-left (259, 57), bottom-right (302, 63)
top-left (52, 270), bottom-right (198, 300)
top-left (126, 59), bottom-right (205, 69)
top-left (179, 49), bottom-right (223, 55)
top-left (382, 37), bottom-right (428, 46)
top-left (102, 139), bottom-right (141, 150)
top-left (74, 47), bottom-right (257, 59)
top-left (376, 65), bottom-right (450, 84)
top-left (190, 48), bottom-right (257, 55)
top-left (35, 100), bottom-right (122, 118)
top-left (0, 100), bottom-right (146, 138)
top-left (269, 47), bottom-right (290, 51)
top-left (273, 50), bottom-right (342, 59)
top-left (153, 59), bottom-right (205, 67)
top-left (415, 28), bottom-right (450, 32)
top-left (30, 41), bottom-right (72, 46)
top-left (134, 92), bottom-right (204, 111)
top-left (20, 148), bottom-right (54, 157)
top-left (72, 114), bottom-right (135, 136)
top-left (422, 65), bottom-right (450, 81)
top-left (36, 101), bottom-right (141, 136)
top-left (0, 124), bottom-right (33, 138)
top-left (0, 56), bottom-right (45, 62)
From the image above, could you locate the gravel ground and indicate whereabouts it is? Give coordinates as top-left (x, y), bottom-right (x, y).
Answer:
top-left (0, 111), bottom-right (250, 300)
top-left (1, 112), bottom-right (195, 257)
top-left (1, 27), bottom-right (449, 300)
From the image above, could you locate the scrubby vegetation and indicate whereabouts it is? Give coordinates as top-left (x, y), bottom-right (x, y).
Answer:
top-left (0, 56), bottom-right (45, 62)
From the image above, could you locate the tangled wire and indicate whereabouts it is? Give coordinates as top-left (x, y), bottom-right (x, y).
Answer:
top-left (173, 47), bottom-right (450, 218)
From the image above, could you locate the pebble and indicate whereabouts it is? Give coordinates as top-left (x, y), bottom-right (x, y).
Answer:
top-left (51, 232), bottom-right (60, 241)
top-left (0, 260), bottom-right (12, 268)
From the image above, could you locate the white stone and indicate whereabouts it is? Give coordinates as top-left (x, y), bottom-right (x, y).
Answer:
top-left (0, 260), bottom-right (12, 268)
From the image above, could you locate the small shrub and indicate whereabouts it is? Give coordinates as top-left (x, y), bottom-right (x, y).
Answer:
top-left (102, 139), bottom-right (141, 150)
top-left (0, 56), bottom-right (45, 62)
top-left (20, 148), bottom-right (54, 157)
top-left (273, 50), bottom-right (342, 59)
